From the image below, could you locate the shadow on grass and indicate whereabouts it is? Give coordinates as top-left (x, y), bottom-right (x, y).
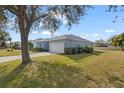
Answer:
top-left (18, 61), bottom-right (96, 88)
top-left (0, 63), bottom-right (28, 87)
top-left (0, 61), bottom-right (99, 88)
top-left (60, 51), bottom-right (104, 61)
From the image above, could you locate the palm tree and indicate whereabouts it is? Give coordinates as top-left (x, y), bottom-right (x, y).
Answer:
top-left (110, 33), bottom-right (124, 51)
top-left (117, 33), bottom-right (124, 51)
top-left (110, 36), bottom-right (118, 47)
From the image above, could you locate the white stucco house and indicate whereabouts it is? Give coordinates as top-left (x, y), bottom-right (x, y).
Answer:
top-left (30, 34), bottom-right (93, 53)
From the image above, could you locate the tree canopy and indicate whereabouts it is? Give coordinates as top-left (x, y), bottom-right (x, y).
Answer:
top-left (95, 39), bottom-right (108, 47)
top-left (2, 6), bottom-right (92, 33)
top-left (0, 30), bottom-right (10, 49)
top-left (109, 33), bottom-right (124, 51)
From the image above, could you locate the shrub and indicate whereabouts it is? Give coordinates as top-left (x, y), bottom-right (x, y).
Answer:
top-left (64, 47), bottom-right (84, 54)
top-left (64, 48), bottom-right (75, 54)
top-left (64, 47), bottom-right (94, 54)
top-left (89, 47), bottom-right (94, 53)
top-left (84, 46), bottom-right (94, 53)
top-left (11, 49), bottom-right (13, 52)
top-left (7, 49), bottom-right (10, 52)
top-left (7, 48), bottom-right (14, 52)
top-left (71, 48), bottom-right (76, 54)
top-left (32, 47), bottom-right (43, 52)
top-left (77, 47), bottom-right (84, 53)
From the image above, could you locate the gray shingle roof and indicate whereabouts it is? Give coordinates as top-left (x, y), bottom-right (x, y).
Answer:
top-left (30, 34), bottom-right (92, 43)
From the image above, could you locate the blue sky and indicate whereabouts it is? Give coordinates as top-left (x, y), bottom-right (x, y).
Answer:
top-left (8, 5), bottom-right (124, 42)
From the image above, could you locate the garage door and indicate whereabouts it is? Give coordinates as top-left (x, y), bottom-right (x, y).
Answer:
top-left (49, 41), bottom-right (64, 53)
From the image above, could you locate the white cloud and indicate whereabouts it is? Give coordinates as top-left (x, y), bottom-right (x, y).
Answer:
top-left (32, 31), bottom-right (39, 34)
top-left (93, 33), bottom-right (99, 37)
top-left (105, 29), bottom-right (115, 33)
top-left (42, 31), bottom-right (51, 35)
top-left (32, 31), bottom-right (52, 35)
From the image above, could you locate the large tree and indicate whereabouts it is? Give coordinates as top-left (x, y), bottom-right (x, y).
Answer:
top-left (0, 5), bottom-right (92, 64)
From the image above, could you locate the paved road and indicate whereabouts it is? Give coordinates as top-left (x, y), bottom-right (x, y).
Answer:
top-left (0, 52), bottom-right (56, 63)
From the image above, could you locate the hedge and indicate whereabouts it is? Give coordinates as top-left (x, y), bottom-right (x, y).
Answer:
top-left (83, 46), bottom-right (94, 53)
top-left (32, 47), bottom-right (43, 52)
top-left (64, 48), bottom-right (75, 54)
top-left (64, 46), bottom-right (94, 54)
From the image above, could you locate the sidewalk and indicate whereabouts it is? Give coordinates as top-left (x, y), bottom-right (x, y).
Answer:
top-left (0, 52), bottom-right (56, 63)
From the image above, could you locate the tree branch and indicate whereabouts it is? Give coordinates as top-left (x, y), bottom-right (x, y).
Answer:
top-left (33, 13), bottom-right (48, 23)
top-left (4, 6), bottom-right (18, 15)
top-left (29, 6), bottom-right (39, 23)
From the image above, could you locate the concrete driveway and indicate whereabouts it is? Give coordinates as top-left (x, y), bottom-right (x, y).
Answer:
top-left (0, 52), bottom-right (57, 63)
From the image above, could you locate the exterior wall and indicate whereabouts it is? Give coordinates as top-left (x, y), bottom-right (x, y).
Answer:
top-left (49, 40), bottom-right (64, 53)
top-left (64, 40), bottom-right (92, 48)
top-left (30, 42), bottom-right (37, 48)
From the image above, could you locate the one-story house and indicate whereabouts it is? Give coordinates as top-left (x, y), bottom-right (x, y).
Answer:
top-left (30, 34), bottom-right (93, 53)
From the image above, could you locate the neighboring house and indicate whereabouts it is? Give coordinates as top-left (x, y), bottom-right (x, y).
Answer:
top-left (30, 34), bottom-right (93, 53)
top-left (12, 42), bottom-right (21, 49)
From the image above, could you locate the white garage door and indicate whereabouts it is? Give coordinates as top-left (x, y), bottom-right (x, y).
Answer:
top-left (49, 41), bottom-right (64, 53)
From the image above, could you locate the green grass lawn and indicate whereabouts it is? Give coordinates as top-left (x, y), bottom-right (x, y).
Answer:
top-left (0, 50), bottom-right (124, 87)
top-left (0, 49), bottom-right (32, 57)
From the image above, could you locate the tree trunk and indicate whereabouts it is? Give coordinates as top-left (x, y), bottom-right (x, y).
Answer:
top-left (21, 33), bottom-right (31, 64)
top-left (18, 15), bottom-right (32, 64)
